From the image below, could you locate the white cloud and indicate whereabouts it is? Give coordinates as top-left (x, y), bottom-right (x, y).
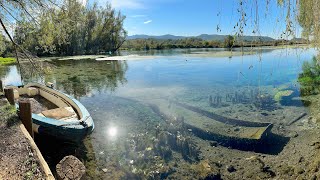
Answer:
top-left (131, 15), bottom-right (147, 18)
top-left (99, 0), bottom-right (182, 10)
top-left (109, 0), bottom-right (144, 9)
top-left (143, 20), bottom-right (152, 24)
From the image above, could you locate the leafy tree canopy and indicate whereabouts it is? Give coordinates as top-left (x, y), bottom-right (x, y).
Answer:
top-left (0, 0), bottom-right (127, 56)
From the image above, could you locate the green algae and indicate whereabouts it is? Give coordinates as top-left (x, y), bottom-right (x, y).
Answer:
top-left (274, 90), bottom-right (294, 101)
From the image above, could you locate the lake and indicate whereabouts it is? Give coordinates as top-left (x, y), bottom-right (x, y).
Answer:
top-left (1, 47), bottom-right (319, 179)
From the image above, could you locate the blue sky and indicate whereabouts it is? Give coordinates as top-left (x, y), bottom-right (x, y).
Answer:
top-left (94, 0), bottom-right (301, 39)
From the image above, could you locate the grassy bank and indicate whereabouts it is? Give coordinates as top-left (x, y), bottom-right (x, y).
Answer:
top-left (0, 57), bottom-right (16, 65)
top-left (0, 97), bottom-right (44, 179)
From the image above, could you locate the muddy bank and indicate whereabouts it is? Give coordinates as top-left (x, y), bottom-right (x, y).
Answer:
top-left (0, 97), bottom-right (45, 179)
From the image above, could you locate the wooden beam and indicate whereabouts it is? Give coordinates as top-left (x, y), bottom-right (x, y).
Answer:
top-left (0, 80), bottom-right (3, 93)
top-left (4, 87), bottom-right (14, 105)
top-left (19, 99), bottom-right (34, 139)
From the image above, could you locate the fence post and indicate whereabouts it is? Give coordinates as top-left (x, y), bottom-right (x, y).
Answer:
top-left (19, 99), bottom-right (34, 138)
top-left (4, 87), bottom-right (14, 105)
top-left (0, 80), bottom-right (3, 93)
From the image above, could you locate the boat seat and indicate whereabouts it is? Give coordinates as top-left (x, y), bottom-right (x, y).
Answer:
top-left (13, 89), bottom-right (20, 99)
top-left (41, 107), bottom-right (78, 120)
top-left (27, 87), bottom-right (39, 97)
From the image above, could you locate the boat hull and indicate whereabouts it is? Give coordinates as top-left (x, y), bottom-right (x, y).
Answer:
top-left (13, 83), bottom-right (94, 142)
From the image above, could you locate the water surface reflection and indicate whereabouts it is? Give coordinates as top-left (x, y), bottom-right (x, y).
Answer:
top-left (1, 48), bottom-right (319, 179)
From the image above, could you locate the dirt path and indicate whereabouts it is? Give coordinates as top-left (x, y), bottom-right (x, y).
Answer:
top-left (0, 97), bottom-right (44, 180)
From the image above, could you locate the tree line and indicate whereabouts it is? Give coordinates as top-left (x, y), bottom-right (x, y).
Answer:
top-left (121, 36), bottom-right (307, 51)
top-left (121, 36), bottom-right (236, 50)
top-left (0, 0), bottom-right (315, 57)
top-left (12, 0), bottom-right (126, 56)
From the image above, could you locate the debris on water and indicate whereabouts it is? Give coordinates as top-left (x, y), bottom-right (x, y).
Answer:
top-left (310, 141), bottom-right (320, 146)
top-left (210, 141), bottom-right (218, 147)
top-left (290, 132), bottom-right (299, 138)
top-left (226, 165), bottom-right (236, 173)
top-left (287, 112), bottom-right (307, 126)
top-left (192, 160), bottom-right (221, 180)
top-left (294, 166), bottom-right (305, 174)
top-left (246, 156), bottom-right (265, 170)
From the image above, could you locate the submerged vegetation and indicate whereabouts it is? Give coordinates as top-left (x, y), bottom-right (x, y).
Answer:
top-left (43, 59), bottom-right (128, 98)
top-left (274, 90), bottom-right (294, 102)
top-left (2, 0), bottom-right (320, 179)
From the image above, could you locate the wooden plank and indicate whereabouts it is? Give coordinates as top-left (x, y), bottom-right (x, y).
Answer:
top-left (149, 99), bottom-right (271, 140)
top-left (170, 100), bottom-right (271, 127)
top-left (20, 124), bottom-right (55, 180)
top-left (287, 112), bottom-right (307, 125)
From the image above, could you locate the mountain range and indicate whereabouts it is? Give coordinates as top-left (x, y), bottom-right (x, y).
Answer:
top-left (127, 34), bottom-right (275, 42)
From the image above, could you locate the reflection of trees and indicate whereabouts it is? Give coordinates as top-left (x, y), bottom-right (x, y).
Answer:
top-left (298, 56), bottom-right (320, 96)
top-left (18, 61), bottom-right (54, 84)
top-left (47, 60), bottom-right (128, 98)
top-left (0, 65), bottom-right (10, 78)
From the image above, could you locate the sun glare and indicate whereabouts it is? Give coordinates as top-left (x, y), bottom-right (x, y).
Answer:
top-left (107, 126), bottom-right (118, 137)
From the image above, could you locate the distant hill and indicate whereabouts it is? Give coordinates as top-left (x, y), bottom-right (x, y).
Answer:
top-left (127, 34), bottom-right (186, 40)
top-left (127, 34), bottom-right (275, 42)
top-left (290, 37), bottom-right (308, 43)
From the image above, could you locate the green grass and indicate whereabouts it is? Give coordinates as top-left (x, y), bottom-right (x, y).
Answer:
top-left (0, 100), bottom-right (18, 127)
top-left (0, 57), bottom-right (16, 65)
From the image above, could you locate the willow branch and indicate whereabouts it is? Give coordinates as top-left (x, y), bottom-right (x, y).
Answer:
top-left (0, 17), bottom-right (43, 77)
top-left (0, 3), bottom-right (19, 22)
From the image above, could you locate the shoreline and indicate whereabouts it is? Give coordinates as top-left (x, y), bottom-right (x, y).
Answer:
top-left (0, 44), bottom-right (312, 64)
top-left (0, 96), bottom-right (48, 179)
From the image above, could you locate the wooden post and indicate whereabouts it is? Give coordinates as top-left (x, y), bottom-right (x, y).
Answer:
top-left (0, 80), bottom-right (3, 93)
top-left (4, 87), bottom-right (14, 105)
top-left (19, 99), bottom-right (34, 138)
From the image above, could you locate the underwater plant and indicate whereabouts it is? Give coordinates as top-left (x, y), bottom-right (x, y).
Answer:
top-left (274, 90), bottom-right (294, 102)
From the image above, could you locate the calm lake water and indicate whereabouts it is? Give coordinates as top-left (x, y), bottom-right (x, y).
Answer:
top-left (0, 47), bottom-right (318, 179)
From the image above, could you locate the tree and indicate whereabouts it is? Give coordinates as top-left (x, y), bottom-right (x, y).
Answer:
top-left (1, 0), bottom-right (127, 56)
top-left (0, 34), bottom-right (6, 56)
top-left (223, 35), bottom-right (234, 48)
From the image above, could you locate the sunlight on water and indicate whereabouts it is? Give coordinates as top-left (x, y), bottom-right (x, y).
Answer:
top-left (107, 126), bottom-right (118, 138)
top-left (3, 48), bottom-right (320, 179)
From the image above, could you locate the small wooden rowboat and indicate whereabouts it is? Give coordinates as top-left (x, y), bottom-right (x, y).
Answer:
top-left (8, 83), bottom-right (94, 142)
